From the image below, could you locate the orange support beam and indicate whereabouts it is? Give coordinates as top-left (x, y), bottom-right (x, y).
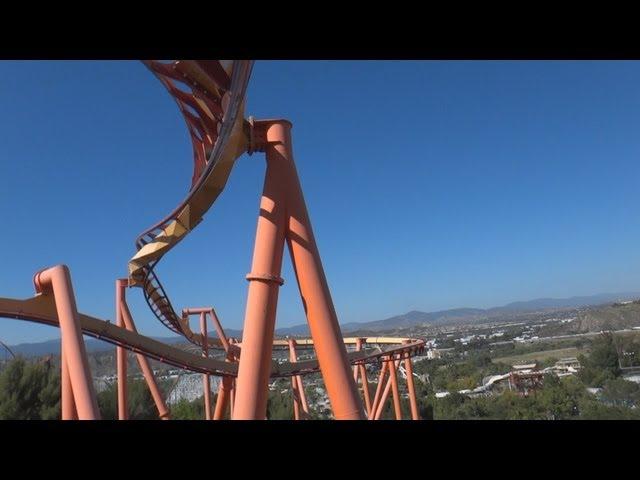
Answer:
top-left (369, 361), bottom-right (389, 420)
top-left (234, 120), bottom-right (364, 420)
top-left (388, 356), bottom-right (403, 420)
top-left (402, 344), bottom-right (420, 420)
top-left (288, 339), bottom-right (310, 419)
top-left (373, 358), bottom-right (402, 420)
top-left (200, 312), bottom-right (212, 420)
top-left (117, 279), bottom-right (170, 420)
top-left (34, 265), bottom-right (99, 420)
top-left (232, 121), bottom-right (288, 419)
top-left (115, 279), bottom-right (128, 420)
top-left (354, 338), bottom-right (372, 416)
top-left (278, 120), bottom-right (365, 420)
top-left (61, 343), bottom-right (77, 420)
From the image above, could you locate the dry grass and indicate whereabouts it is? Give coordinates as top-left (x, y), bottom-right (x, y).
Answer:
top-left (493, 347), bottom-right (583, 366)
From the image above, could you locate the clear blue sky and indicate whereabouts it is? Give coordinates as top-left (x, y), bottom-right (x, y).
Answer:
top-left (1, 60), bottom-right (640, 344)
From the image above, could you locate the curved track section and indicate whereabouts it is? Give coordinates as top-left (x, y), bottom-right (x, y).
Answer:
top-left (128, 60), bottom-right (253, 337)
top-left (0, 295), bottom-right (425, 378)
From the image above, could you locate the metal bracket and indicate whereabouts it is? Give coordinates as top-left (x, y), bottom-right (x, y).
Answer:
top-left (245, 273), bottom-right (285, 286)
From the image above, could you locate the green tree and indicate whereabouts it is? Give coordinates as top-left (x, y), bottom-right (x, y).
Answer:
top-left (97, 378), bottom-right (165, 420)
top-left (267, 390), bottom-right (293, 420)
top-left (486, 391), bottom-right (543, 420)
top-left (579, 333), bottom-right (620, 387)
top-left (536, 375), bottom-right (584, 419)
top-left (579, 395), bottom-right (640, 419)
top-left (0, 356), bottom-right (61, 420)
top-left (599, 378), bottom-right (640, 408)
top-left (171, 396), bottom-right (206, 420)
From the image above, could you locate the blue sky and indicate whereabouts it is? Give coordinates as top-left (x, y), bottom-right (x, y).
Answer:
top-left (1, 60), bottom-right (640, 344)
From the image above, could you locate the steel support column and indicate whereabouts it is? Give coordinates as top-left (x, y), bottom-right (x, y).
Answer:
top-left (403, 343), bottom-right (420, 420)
top-left (115, 280), bottom-right (128, 420)
top-left (388, 356), bottom-right (403, 420)
top-left (34, 265), bottom-right (99, 420)
top-left (117, 279), bottom-right (170, 420)
top-left (61, 343), bottom-right (77, 420)
top-left (277, 120), bottom-right (364, 420)
top-left (233, 119), bottom-right (292, 419)
top-left (201, 312), bottom-right (212, 420)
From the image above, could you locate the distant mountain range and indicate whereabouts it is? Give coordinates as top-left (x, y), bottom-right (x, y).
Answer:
top-left (5, 336), bottom-right (185, 358)
top-left (5, 331), bottom-right (244, 358)
top-left (273, 292), bottom-right (640, 336)
top-left (5, 292), bottom-right (639, 357)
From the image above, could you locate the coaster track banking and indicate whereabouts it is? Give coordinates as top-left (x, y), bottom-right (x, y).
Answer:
top-left (127, 60), bottom-right (253, 341)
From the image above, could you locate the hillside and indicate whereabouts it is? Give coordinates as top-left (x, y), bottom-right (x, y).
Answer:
top-left (568, 301), bottom-right (640, 334)
top-left (531, 301), bottom-right (640, 338)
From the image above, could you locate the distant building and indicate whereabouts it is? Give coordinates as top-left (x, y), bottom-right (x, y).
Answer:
top-left (508, 370), bottom-right (544, 396)
top-left (427, 349), bottom-right (441, 360)
top-left (551, 357), bottom-right (581, 376)
top-left (555, 357), bottom-right (581, 370)
top-left (512, 363), bottom-right (538, 372)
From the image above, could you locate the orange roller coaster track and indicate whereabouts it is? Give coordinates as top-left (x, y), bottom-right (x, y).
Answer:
top-left (0, 60), bottom-right (425, 420)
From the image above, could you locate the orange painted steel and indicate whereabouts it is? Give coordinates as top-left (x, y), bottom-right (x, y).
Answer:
top-left (374, 369), bottom-right (393, 419)
top-left (289, 340), bottom-right (300, 420)
top-left (115, 280), bottom-right (128, 420)
top-left (291, 377), bottom-right (300, 419)
top-left (0, 291), bottom-right (423, 381)
top-left (200, 312), bottom-right (212, 420)
top-left (288, 339), bottom-right (310, 419)
top-left (233, 120), bottom-right (365, 420)
top-left (33, 266), bottom-right (100, 420)
top-left (233, 120), bottom-right (289, 419)
top-left (214, 347), bottom-right (237, 420)
top-left (61, 345), bottom-right (77, 420)
top-left (0, 60), bottom-right (429, 421)
top-left (229, 381), bottom-right (236, 418)
top-left (359, 363), bottom-right (372, 415)
top-left (128, 61), bottom-right (253, 336)
top-left (388, 357), bottom-right (403, 420)
top-left (1, 276), bottom-right (424, 420)
top-left (373, 360), bottom-right (401, 420)
top-left (353, 339), bottom-right (362, 381)
top-left (403, 343), bottom-right (420, 420)
top-left (182, 307), bottom-right (232, 354)
top-left (295, 375), bottom-right (309, 418)
top-left (213, 375), bottom-right (233, 420)
top-left (182, 308), bottom-right (238, 420)
top-left (369, 358), bottom-right (405, 420)
top-left (369, 361), bottom-right (388, 420)
top-left (276, 119), bottom-right (365, 421)
top-left (354, 338), bottom-right (373, 415)
top-left (117, 280), bottom-right (170, 420)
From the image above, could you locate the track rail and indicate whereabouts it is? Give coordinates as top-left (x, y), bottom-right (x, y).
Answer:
top-left (0, 295), bottom-right (425, 378)
top-left (128, 60), bottom-right (253, 338)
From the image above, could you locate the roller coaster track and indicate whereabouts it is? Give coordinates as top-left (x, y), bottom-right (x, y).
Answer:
top-left (0, 60), bottom-right (426, 419)
top-left (0, 294), bottom-right (425, 378)
top-left (127, 60), bottom-right (253, 340)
